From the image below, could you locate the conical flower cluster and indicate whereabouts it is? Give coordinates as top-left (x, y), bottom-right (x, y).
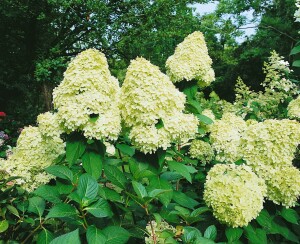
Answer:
top-left (53, 49), bottom-right (121, 141)
top-left (166, 31), bottom-right (215, 87)
top-left (119, 57), bottom-right (198, 153)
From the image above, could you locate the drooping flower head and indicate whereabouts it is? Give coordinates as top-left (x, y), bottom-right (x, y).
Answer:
top-left (166, 31), bottom-right (215, 87)
top-left (204, 164), bottom-right (267, 227)
top-left (53, 49), bottom-right (121, 141)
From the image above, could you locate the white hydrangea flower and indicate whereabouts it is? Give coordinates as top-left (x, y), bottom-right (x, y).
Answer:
top-left (288, 95), bottom-right (300, 119)
top-left (1, 126), bottom-right (65, 191)
top-left (120, 57), bottom-right (198, 153)
top-left (241, 119), bottom-right (300, 170)
top-left (120, 57), bottom-right (186, 127)
top-left (210, 113), bottom-right (247, 163)
top-left (204, 164), bottom-right (267, 227)
top-left (53, 49), bottom-right (121, 141)
top-left (189, 140), bottom-right (214, 163)
top-left (37, 112), bottom-right (63, 138)
top-left (166, 31), bottom-right (215, 87)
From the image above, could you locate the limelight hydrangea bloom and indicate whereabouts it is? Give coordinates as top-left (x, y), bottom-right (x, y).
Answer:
top-left (210, 113), bottom-right (246, 163)
top-left (53, 49), bottom-right (121, 141)
top-left (240, 119), bottom-right (300, 170)
top-left (120, 57), bottom-right (186, 127)
top-left (189, 140), bottom-right (214, 164)
top-left (256, 165), bottom-right (300, 208)
top-left (120, 57), bottom-right (198, 153)
top-left (166, 31), bottom-right (215, 87)
top-left (37, 112), bottom-right (63, 138)
top-left (1, 126), bottom-right (65, 191)
top-left (145, 220), bottom-right (176, 244)
top-left (288, 95), bottom-right (300, 119)
top-left (203, 164), bottom-right (267, 227)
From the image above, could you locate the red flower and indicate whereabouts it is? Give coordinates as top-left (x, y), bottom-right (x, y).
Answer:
top-left (0, 112), bottom-right (6, 117)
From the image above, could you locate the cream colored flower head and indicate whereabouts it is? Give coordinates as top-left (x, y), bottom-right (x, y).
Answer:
top-left (210, 113), bottom-right (246, 163)
top-left (288, 95), bottom-right (300, 119)
top-left (52, 49), bottom-right (121, 141)
top-left (120, 57), bottom-right (198, 153)
top-left (145, 220), bottom-right (176, 244)
top-left (1, 126), bottom-right (65, 191)
top-left (256, 165), bottom-right (300, 208)
top-left (189, 140), bottom-right (214, 164)
top-left (120, 57), bottom-right (186, 127)
top-left (204, 164), bottom-right (267, 227)
top-left (241, 119), bottom-right (300, 169)
top-left (166, 31), bottom-right (215, 87)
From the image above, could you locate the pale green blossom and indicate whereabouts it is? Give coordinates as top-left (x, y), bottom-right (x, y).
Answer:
top-left (210, 113), bottom-right (247, 163)
top-left (189, 140), bottom-right (214, 163)
top-left (166, 31), bottom-right (215, 87)
top-left (53, 49), bottom-right (121, 141)
top-left (204, 164), bottom-right (266, 227)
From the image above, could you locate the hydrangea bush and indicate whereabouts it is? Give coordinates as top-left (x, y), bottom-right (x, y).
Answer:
top-left (1, 30), bottom-right (300, 244)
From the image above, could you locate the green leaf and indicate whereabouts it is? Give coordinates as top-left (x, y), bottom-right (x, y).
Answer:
top-left (102, 226), bottom-right (130, 244)
top-left (186, 100), bottom-right (202, 114)
top-left (28, 196), bottom-right (45, 218)
top-left (183, 84), bottom-right (198, 101)
top-left (190, 207), bottom-right (211, 217)
top-left (84, 199), bottom-right (113, 218)
top-left (271, 218), bottom-right (299, 242)
top-left (204, 225), bottom-right (217, 241)
top-left (45, 165), bottom-right (73, 181)
top-left (37, 229), bottom-right (54, 244)
top-left (66, 137), bottom-right (86, 166)
top-left (244, 225), bottom-right (267, 244)
top-left (104, 164), bottom-right (127, 190)
top-left (182, 226), bottom-right (202, 243)
top-left (157, 149), bottom-right (166, 168)
top-left (172, 191), bottom-right (199, 209)
top-left (256, 209), bottom-right (272, 229)
top-left (132, 181), bottom-right (148, 198)
top-left (50, 229), bottom-right (80, 244)
top-left (155, 119), bottom-right (164, 129)
top-left (34, 185), bottom-right (61, 203)
top-left (0, 220), bottom-right (9, 233)
top-left (195, 237), bottom-right (215, 244)
top-left (196, 114), bottom-right (213, 125)
top-left (116, 143), bottom-right (135, 156)
top-left (46, 203), bottom-right (77, 219)
top-left (82, 151), bottom-right (103, 179)
top-left (280, 208), bottom-right (299, 225)
top-left (148, 177), bottom-right (173, 206)
top-left (98, 187), bottom-right (122, 202)
top-left (86, 226), bottom-right (106, 244)
top-left (77, 173), bottom-right (99, 201)
top-left (168, 161), bottom-right (192, 183)
top-left (292, 60), bottom-right (300, 67)
top-left (225, 227), bottom-right (243, 242)
top-left (148, 189), bottom-right (172, 198)
top-left (290, 45), bottom-right (300, 55)
top-left (7, 205), bottom-right (20, 218)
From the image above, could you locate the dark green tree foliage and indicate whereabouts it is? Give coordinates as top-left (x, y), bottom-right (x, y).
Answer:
top-left (212, 0), bottom-right (300, 101)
